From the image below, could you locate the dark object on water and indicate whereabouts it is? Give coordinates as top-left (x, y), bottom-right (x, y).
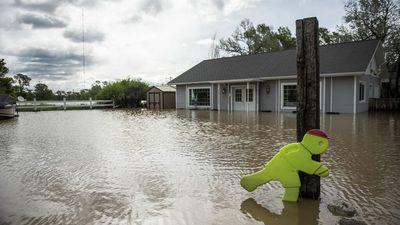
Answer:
top-left (0, 94), bottom-right (18, 119)
top-left (327, 202), bottom-right (356, 217)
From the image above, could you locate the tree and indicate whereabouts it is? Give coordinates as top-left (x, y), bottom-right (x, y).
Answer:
top-left (275, 27), bottom-right (296, 49)
top-left (219, 18), bottom-right (296, 56)
top-left (344, 0), bottom-right (400, 97)
top-left (385, 26), bottom-right (400, 97)
top-left (79, 89), bottom-right (90, 100)
top-left (89, 80), bottom-right (103, 98)
top-left (34, 83), bottom-right (53, 100)
top-left (319, 27), bottom-right (354, 45)
top-left (0, 59), bottom-right (14, 95)
top-left (55, 90), bottom-right (66, 100)
top-left (0, 59), bottom-right (9, 78)
top-left (96, 78), bottom-right (149, 107)
top-left (14, 73), bottom-right (31, 96)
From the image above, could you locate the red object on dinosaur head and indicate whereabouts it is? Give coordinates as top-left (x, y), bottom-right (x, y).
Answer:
top-left (306, 129), bottom-right (330, 139)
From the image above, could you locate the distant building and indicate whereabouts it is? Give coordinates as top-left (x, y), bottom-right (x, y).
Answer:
top-left (146, 86), bottom-right (176, 110)
top-left (169, 39), bottom-right (385, 114)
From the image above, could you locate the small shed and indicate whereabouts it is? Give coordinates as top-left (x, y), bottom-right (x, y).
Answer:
top-left (146, 86), bottom-right (176, 110)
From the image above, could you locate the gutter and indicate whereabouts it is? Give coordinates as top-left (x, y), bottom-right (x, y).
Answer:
top-left (169, 71), bottom-right (365, 85)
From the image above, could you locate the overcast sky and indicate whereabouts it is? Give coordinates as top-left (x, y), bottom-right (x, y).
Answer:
top-left (0, 0), bottom-right (346, 91)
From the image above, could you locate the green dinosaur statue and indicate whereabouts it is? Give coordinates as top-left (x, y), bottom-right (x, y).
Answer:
top-left (240, 129), bottom-right (330, 202)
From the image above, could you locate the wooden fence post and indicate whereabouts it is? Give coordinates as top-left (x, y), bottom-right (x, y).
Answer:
top-left (296, 17), bottom-right (321, 199)
top-left (33, 98), bottom-right (37, 111)
top-left (112, 99), bottom-right (116, 109)
top-left (63, 97), bottom-right (66, 110)
top-left (89, 97), bottom-right (92, 109)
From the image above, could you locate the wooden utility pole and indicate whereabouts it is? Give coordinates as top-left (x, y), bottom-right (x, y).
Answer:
top-left (296, 17), bottom-right (321, 199)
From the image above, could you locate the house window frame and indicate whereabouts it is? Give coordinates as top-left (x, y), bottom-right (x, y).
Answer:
top-left (187, 87), bottom-right (211, 108)
top-left (234, 89), bottom-right (242, 102)
top-left (281, 82), bottom-right (297, 110)
top-left (280, 82), bottom-right (323, 110)
top-left (246, 88), bottom-right (253, 102)
top-left (359, 81), bottom-right (366, 103)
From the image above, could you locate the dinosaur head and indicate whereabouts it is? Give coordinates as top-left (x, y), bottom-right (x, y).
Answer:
top-left (301, 129), bottom-right (330, 155)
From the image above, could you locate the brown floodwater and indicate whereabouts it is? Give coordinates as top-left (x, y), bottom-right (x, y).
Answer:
top-left (0, 110), bottom-right (399, 225)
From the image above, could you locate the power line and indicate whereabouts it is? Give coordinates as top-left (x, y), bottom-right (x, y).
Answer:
top-left (82, 7), bottom-right (86, 90)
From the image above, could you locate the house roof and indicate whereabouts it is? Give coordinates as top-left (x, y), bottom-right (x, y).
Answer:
top-left (169, 39), bottom-right (380, 84)
top-left (147, 86), bottom-right (176, 92)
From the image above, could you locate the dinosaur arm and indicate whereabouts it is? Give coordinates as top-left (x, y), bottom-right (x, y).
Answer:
top-left (284, 146), bottom-right (322, 175)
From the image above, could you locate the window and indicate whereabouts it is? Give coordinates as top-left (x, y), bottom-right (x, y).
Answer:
top-left (235, 89), bottom-right (242, 102)
top-left (246, 89), bottom-right (253, 102)
top-left (189, 88), bottom-right (210, 106)
top-left (282, 84), bottom-right (297, 109)
top-left (359, 82), bottom-right (365, 102)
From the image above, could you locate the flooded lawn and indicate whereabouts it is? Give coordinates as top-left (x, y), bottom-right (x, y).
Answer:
top-left (0, 110), bottom-right (399, 225)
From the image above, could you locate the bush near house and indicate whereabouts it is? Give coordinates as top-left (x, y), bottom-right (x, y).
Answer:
top-left (96, 78), bottom-right (149, 108)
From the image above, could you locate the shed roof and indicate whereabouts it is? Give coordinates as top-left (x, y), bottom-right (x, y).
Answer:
top-left (169, 39), bottom-right (380, 84)
top-left (147, 86), bottom-right (176, 92)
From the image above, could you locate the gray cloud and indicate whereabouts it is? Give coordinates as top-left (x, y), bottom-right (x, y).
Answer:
top-left (129, 15), bottom-right (143, 23)
top-left (13, 0), bottom-right (120, 13)
top-left (14, 48), bottom-right (94, 80)
top-left (14, 0), bottom-right (61, 13)
top-left (190, 0), bottom-right (226, 12)
top-left (141, 0), bottom-right (163, 15)
top-left (63, 29), bottom-right (105, 43)
top-left (213, 0), bottom-right (225, 10)
top-left (17, 13), bottom-right (67, 29)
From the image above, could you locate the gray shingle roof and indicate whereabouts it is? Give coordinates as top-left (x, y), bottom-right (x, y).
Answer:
top-left (147, 86), bottom-right (176, 92)
top-left (156, 86), bottom-right (176, 92)
top-left (169, 39), bottom-right (380, 84)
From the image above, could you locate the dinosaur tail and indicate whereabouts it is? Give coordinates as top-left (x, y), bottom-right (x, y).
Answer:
top-left (240, 167), bottom-right (272, 192)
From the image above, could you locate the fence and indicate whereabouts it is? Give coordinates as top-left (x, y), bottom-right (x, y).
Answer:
top-left (369, 98), bottom-right (400, 111)
top-left (17, 98), bottom-right (115, 111)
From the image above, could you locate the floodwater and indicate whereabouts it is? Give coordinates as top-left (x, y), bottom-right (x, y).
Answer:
top-left (0, 110), bottom-right (399, 225)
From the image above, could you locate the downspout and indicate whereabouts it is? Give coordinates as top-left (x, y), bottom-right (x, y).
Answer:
top-left (353, 76), bottom-right (357, 114)
top-left (211, 84), bottom-right (213, 110)
top-left (246, 82), bottom-right (249, 113)
top-left (330, 76), bottom-right (333, 112)
top-left (323, 77), bottom-right (326, 114)
top-left (257, 81), bottom-right (259, 112)
top-left (217, 83), bottom-right (220, 111)
top-left (228, 83), bottom-right (230, 112)
top-left (277, 79), bottom-right (280, 112)
top-left (186, 84), bottom-right (188, 109)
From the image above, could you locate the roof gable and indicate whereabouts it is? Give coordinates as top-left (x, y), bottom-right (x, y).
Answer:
top-left (146, 86), bottom-right (176, 93)
top-left (169, 39), bottom-right (380, 84)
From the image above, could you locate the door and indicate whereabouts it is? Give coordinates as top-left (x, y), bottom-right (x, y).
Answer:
top-left (148, 92), bottom-right (160, 109)
top-left (232, 85), bottom-right (256, 111)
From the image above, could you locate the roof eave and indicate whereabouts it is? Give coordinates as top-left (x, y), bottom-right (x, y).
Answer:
top-left (169, 71), bottom-right (365, 85)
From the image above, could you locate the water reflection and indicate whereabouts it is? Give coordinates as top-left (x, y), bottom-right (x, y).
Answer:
top-left (241, 198), bottom-right (319, 225)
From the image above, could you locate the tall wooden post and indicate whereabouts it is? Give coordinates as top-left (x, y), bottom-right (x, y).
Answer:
top-left (296, 17), bottom-right (321, 199)
top-left (33, 97), bottom-right (37, 111)
top-left (63, 97), bottom-right (66, 110)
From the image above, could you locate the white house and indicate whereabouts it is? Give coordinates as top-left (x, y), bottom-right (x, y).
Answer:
top-left (169, 39), bottom-right (385, 114)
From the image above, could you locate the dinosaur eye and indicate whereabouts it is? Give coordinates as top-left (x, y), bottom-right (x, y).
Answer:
top-left (318, 141), bottom-right (324, 146)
